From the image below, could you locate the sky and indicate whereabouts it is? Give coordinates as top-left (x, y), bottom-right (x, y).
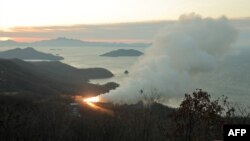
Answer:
top-left (0, 0), bottom-right (250, 42)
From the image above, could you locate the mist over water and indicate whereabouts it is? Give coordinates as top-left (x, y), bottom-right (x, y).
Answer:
top-left (102, 14), bottom-right (245, 107)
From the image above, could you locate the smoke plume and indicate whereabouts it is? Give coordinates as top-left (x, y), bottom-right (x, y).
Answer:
top-left (101, 14), bottom-right (238, 107)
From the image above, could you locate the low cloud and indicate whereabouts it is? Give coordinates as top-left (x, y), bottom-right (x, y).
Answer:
top-left (0, 21), bottom-right (170, 42)
top-left (1, 17), bottom-right (250, 43)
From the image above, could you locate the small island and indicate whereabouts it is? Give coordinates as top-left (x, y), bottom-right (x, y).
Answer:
top-left (0, 47), bottom-right (64, 61)
top-left (100, 49), bottom-right (143, 57)
top-left (124, 70), bottom-right (129, 74)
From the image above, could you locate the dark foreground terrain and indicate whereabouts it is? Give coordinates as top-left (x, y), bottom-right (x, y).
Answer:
top-left (0, 90), bottom-right (249, 141)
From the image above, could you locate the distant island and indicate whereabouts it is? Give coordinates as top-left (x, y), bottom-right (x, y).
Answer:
top-left (100, 49), bottom-right (144, 57)
top-left (0, 47), bottom-right (64, 61)
top-left (0, 37), bottom-right (151, 47)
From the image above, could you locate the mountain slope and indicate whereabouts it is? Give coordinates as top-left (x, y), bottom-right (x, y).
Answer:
top-left (0, 59), bottom-right (118, 97)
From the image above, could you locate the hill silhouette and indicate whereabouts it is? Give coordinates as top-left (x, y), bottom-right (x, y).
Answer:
top-left (0, 47), bottom-right (64, 60)
top-left (0, 37), bottom-right (151, 47)
top-left (0, 59), bottom-right (118, 98)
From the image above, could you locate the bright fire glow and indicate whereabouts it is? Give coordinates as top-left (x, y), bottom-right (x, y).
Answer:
top-left (83, 96), bottom-right (100, 103)
top-left (83, 96), bottom-right (113, 115)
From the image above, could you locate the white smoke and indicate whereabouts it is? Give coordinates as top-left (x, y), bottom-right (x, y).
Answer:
top-left (101, 14), bottom-right (238, 107)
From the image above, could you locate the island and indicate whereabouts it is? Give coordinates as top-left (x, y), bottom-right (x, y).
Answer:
top-left (0, 47), bottom-right (64, 60)
top-left (124, 70), bottom-right (129, 74)
top-left (100, 49), bottom-right (143, 57)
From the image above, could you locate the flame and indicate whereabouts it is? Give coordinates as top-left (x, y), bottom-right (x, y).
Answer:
top-left (83, 96), bottom-right (113, 116)
top-left (83, 96), bottom-right (100, 103)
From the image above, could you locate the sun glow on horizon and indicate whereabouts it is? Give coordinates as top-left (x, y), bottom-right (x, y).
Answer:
top-left (1, 0), bottom-right (249, 43)
top-left (0, 0), bottom-right (250, 28)
top-left (0, 37), bottom-right (12, 41)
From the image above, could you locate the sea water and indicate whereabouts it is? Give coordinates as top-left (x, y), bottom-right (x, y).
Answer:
top-left (0, 46), bottom-right (145, 84)
top-left (0, 46), bottom-right (249, 106)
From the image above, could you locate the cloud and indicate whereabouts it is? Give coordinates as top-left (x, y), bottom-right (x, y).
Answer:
top-left (1, 17), bottom-right (250, 43)
top-left (101, 14), bottom-right (238, 107)
top-left (0, 21), bottom-right (171, 42)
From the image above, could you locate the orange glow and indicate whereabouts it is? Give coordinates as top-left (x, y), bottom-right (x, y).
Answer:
top-left (83, 96), bottom-right (113, 115)
top-left (83, 96), bottom-right (100, 103)
top-left (85, 102), bottom-right (114, 116)
top-left (0, 37), bottom-right (12, 41)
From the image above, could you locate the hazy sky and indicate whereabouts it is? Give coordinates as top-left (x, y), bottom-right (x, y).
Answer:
top-left (0, 0), bottom-right (250, 42)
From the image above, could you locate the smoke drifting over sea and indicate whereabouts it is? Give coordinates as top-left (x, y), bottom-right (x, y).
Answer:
top-left (102, 14), bottom-right (238, 106)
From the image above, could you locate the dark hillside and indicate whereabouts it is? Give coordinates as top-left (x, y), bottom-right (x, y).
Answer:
top-left (0, 59), bottom-right (118, 98)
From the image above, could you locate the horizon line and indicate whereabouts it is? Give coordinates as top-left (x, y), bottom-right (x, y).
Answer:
top-left (0, 37), bottom-right (152, 44)
top-left (2, 16), bottom-right (250, 30)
